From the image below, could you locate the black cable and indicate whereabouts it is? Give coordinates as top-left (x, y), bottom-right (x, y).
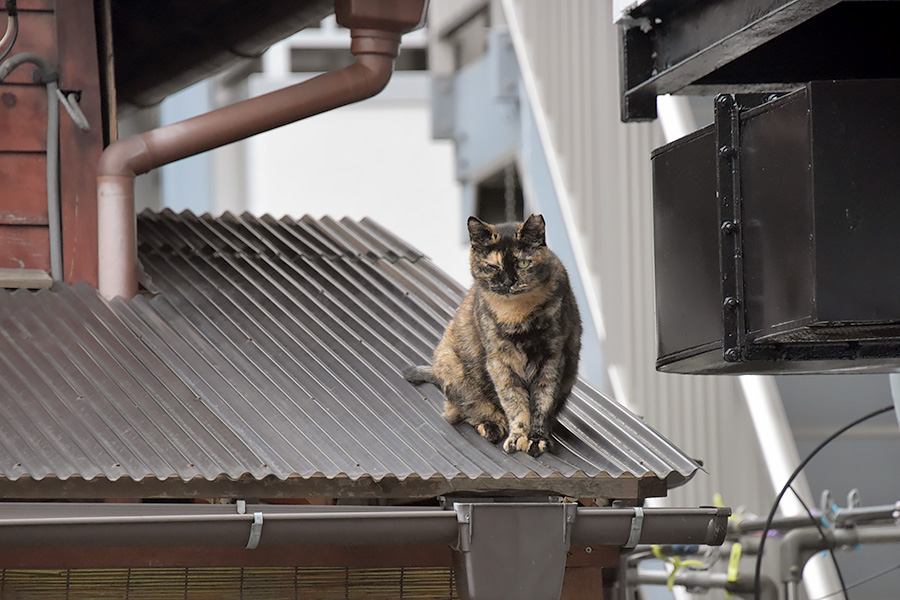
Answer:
top-left (789, 485), bottom-right (849, 597)
top-left (0, 0), bottom-right (18, 63)
top-left (753, 404), bottom-right (894, 600)
top-left (810, 562), bottom-right (900, 600)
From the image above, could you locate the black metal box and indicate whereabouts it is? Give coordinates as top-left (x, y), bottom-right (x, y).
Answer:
top-left (652, 79), bottom-right (900, 374)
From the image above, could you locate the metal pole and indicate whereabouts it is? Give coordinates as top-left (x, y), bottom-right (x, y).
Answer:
top-left (740, 375), bottom-right (845, 600)
top-left (633, 569), bottom-right (779, 600)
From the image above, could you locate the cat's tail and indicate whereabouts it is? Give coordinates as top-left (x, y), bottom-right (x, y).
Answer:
top-left (402, 365), bottom-right (440, 387)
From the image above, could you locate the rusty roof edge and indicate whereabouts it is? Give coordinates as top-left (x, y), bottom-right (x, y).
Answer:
top-left (0, 472), bottom-right (669, 502)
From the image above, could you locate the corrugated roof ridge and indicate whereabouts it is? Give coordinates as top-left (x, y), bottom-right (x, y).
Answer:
top-left (136, 225), bottom-right (454, 482)
top-left (131, 266), bottom-right (347, 480)
top-left (138, 213), bottom-right (558, 482)
top-left (142, 239), bottom-right (466, 481)
top-left (175, 216), bottom-right (509, 478)
top-left (0, 286), bottom-right (152, 481)
top-left (567, 385), bottom-right (699, 476)
top-left (357, 216), bottom-right (427, 262)
top-left (109, 296), bottom-right (267, 481)
top-left (327, 216), bottom-right (422, 263)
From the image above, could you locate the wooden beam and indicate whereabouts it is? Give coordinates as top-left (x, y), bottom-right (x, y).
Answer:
top-left (55, 0), bottom-right (102, 286)
top-left (0, 267), bottom-right (52, 289)
top-left (0, 544), bottom-right (619, 571)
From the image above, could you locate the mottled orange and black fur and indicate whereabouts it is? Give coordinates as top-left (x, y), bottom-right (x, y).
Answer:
top-left (404, 214), bottom-right (581, 457)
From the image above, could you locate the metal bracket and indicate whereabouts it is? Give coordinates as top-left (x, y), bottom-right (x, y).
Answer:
top-left (56, 88), bottom-right (90, 131)
top-left (245, 512), bottom-right (264, 550)
top-left (623, 506), bottom-right (644, 549)
top-left (563, 503), bottom-right (577, 545)
top-left (454, 502), bottom-right (473, 551)
top-left (715, 94), bottom-right (747, 363)
top-left (237, 500), bottom-right (263, 550)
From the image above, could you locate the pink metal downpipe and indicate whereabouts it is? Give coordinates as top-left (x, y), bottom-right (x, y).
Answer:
top-left (98, 0), bottom-right (426, 300)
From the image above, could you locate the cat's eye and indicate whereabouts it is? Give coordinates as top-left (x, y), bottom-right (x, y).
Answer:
top-left (517, 259), bottom-right (531, 269)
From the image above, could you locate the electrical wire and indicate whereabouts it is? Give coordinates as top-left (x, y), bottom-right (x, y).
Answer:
top-left (753, 404), bottom-right (894, 600)
top-left (789, 485), bottom-right (849, 597)
top-left (0, 0), bottom-right (18, 63)
top-left (810, 562), bottom-right (900, 600)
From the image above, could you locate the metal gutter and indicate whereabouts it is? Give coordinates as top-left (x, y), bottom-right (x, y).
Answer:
top-left (97, 0), bottom-right (427, 300)
top-left (0, 503), bottom-right (729, 549)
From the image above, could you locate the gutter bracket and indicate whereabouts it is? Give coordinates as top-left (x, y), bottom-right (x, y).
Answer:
top-left (245, 511), bottom-right (263, 550)
top-left (454, 502), bottom-right (473, 551)
top-left (623, 506), bottom-right (644, 549)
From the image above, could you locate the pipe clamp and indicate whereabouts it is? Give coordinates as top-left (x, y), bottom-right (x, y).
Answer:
top-left (245, 512), bottom-right (264, 550)
top-left (623, 507), bottom-right (644, 548)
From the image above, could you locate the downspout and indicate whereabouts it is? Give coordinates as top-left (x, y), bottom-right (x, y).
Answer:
top-left (98, 0), bottom-right (427, 300)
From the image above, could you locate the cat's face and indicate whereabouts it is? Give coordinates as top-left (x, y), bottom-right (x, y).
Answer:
top-left (467, 214), bottom-right (553, 296)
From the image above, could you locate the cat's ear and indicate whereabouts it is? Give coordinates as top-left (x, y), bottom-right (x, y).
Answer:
top-left (517, 214), bottom-right (546, 247)
top-left (467, 216), bottom-right (498, 247)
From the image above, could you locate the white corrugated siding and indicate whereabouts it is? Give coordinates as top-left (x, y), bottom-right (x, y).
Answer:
top-left (505, 0), bottom-right (770, 511)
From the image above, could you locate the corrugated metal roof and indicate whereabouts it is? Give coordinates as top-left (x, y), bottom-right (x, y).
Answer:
top-left (0, 210), bottom-right (699, 499)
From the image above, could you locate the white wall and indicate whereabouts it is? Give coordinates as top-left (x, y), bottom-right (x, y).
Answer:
top-left (244, 72), bottom-right (470, 285)
top-left (501, 0), bottom-right (769, 513)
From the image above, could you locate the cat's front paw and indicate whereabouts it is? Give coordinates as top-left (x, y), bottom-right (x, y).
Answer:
top-left (476, 421), bottom-right (506, 444)
top-left (503, 432), bottom-right (530, 454)
top-left (526, 436), bottom-right (551, 457)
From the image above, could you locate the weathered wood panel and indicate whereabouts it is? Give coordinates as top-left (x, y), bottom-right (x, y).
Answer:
top-left (56, 0), bottom-right (102, 286)
top-left (0, 12), bottom-right (56, 85)
top-left (13, 0), bottom-right (56, 10)
top-left (561, 567), bottom-right (606, 600)
top-left (0, 86), bottom-right (48, 152)
top-left (0, 153), bottom-right (48, 224)
top-left (0, 225), bottom-right (50, 269)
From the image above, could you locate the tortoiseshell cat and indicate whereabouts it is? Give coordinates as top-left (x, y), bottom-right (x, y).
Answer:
top-left (404, 214), bottom-right (581, 457)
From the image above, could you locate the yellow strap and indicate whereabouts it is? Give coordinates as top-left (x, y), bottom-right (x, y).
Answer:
top-left (724, 542), bottom-right (743, 598)
top-left (651, 545), bottom-right (705, 590)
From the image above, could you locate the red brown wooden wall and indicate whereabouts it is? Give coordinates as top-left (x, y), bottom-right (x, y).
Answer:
top-left (0, 0), bottom-right (102, 286)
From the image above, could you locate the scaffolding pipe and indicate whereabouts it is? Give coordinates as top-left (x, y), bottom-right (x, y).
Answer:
top-left (780, 524), bottom-right (900, 600)
top-left (729, 501), bottom-right (900, 535)
top-left (97, 0), bottom-right (427, 300)
top-left (632, 569), bottom-right (779, 600)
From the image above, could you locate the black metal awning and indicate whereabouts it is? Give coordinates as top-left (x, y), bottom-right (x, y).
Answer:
top-left (618, 0), bottom-right (900, 121)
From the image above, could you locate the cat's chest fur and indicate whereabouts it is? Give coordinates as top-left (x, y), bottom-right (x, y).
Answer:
top-left (476, 286), bottom-right (563, 365)
top-left (479, 286), bottom-right (554, 326)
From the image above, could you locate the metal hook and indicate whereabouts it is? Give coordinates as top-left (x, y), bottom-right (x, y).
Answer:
top-left (819, 489), bottom-right (837, 524)
top-left (56, 88), bottom-right (89, 131)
